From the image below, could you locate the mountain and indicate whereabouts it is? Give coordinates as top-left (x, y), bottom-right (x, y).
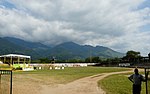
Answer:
top-left (4, 37), bottom-right (49, 49)
top-left (49, 42), bottom-right (85, 60)
top-left (0, 37), bottom-right (124, 60)
top-left (0, 37), bottom-right (50, 59)
top-left (0, 37), bottom-right (40, 55)
top-left (49, 42), bottom-right (124, 60)
top-left (0, 37), bottom-right (25, 54)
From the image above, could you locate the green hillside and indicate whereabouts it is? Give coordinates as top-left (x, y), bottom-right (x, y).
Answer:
top-left (0, 37), bottom-right (124, 60)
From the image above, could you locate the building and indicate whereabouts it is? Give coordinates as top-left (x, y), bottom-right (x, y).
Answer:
top-left (0, 54), bottom-right (33, 70)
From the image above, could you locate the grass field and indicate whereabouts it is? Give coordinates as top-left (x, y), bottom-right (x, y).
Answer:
top-left (1, 64), bottom-right (134, 93)
top-left (13, 67), bottom-right (130, 84)
top-left (98, 72), bottom-right (146, 94)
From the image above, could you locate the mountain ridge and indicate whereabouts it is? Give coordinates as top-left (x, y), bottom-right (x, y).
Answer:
top-left (0, 37), bottom-right (125, 60)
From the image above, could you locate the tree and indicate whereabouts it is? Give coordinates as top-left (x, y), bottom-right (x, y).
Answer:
top-left (123, 50), bottom-right (141, 63)
top-left (39, 58), bottom-right (50, 63)
top-left (85, 56), bottom-right (102, 63)
top-left (126, 51), bottom-right (140, 58)
top-left (92, 57), bottom-right (100, 63)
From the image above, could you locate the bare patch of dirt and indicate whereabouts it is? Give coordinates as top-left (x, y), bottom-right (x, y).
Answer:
top-left (13, 70), bottom-right (133, 94)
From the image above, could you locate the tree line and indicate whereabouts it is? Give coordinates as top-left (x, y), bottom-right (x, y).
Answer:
top-left (32, 50), bottom-right (150, 66)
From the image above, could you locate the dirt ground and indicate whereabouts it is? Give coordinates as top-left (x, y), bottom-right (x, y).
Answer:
top-left (13, 70), bottom-right (133, 94)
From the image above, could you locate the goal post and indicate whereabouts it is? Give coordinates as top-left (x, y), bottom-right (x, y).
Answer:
top-left (0, 70), bottom-right (12, 94)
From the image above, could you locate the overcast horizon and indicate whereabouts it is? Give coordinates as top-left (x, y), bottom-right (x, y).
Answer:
top-left (0, 0), bottom-right (150, 56)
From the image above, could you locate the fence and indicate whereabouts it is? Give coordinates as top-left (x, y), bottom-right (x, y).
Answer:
top-left (0, 70), bottom-right (12, 94)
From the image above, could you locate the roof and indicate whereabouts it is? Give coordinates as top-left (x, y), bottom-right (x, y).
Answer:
top-left (0, 54), bottom-right (31, 58)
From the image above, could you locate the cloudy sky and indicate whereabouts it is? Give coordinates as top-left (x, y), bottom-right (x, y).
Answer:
top-left (0, 0), bottom-right (150, 55)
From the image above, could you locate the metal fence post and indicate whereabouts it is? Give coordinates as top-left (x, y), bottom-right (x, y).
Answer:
top-left (145, 68), bottom-right (148, 94)
top-left (0, 74), bottom-right (1, 94)
top-left (10, 71), bottom-right (12, 94)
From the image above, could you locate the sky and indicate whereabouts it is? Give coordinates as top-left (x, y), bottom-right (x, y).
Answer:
top-left (0, 0), bottom-right (150, 56)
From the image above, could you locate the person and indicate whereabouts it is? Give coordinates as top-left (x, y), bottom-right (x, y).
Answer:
top-left (128, 68), bottom-right (146, 94)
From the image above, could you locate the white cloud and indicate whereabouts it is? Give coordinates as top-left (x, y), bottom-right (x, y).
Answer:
top-left (0, 0), bottom-right (150, 55)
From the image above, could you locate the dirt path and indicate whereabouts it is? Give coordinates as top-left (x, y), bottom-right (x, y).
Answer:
top-left (40, 70), bottom-right (133, 94)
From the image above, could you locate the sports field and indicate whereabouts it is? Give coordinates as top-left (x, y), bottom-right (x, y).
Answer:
top-left (1, 65), bottom-right (144, 94)
top-left (98, 71), bottom-right (146, 94)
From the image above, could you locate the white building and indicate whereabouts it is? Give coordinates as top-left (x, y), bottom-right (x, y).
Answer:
top-left (0, 54), bottom-right (33, 71)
